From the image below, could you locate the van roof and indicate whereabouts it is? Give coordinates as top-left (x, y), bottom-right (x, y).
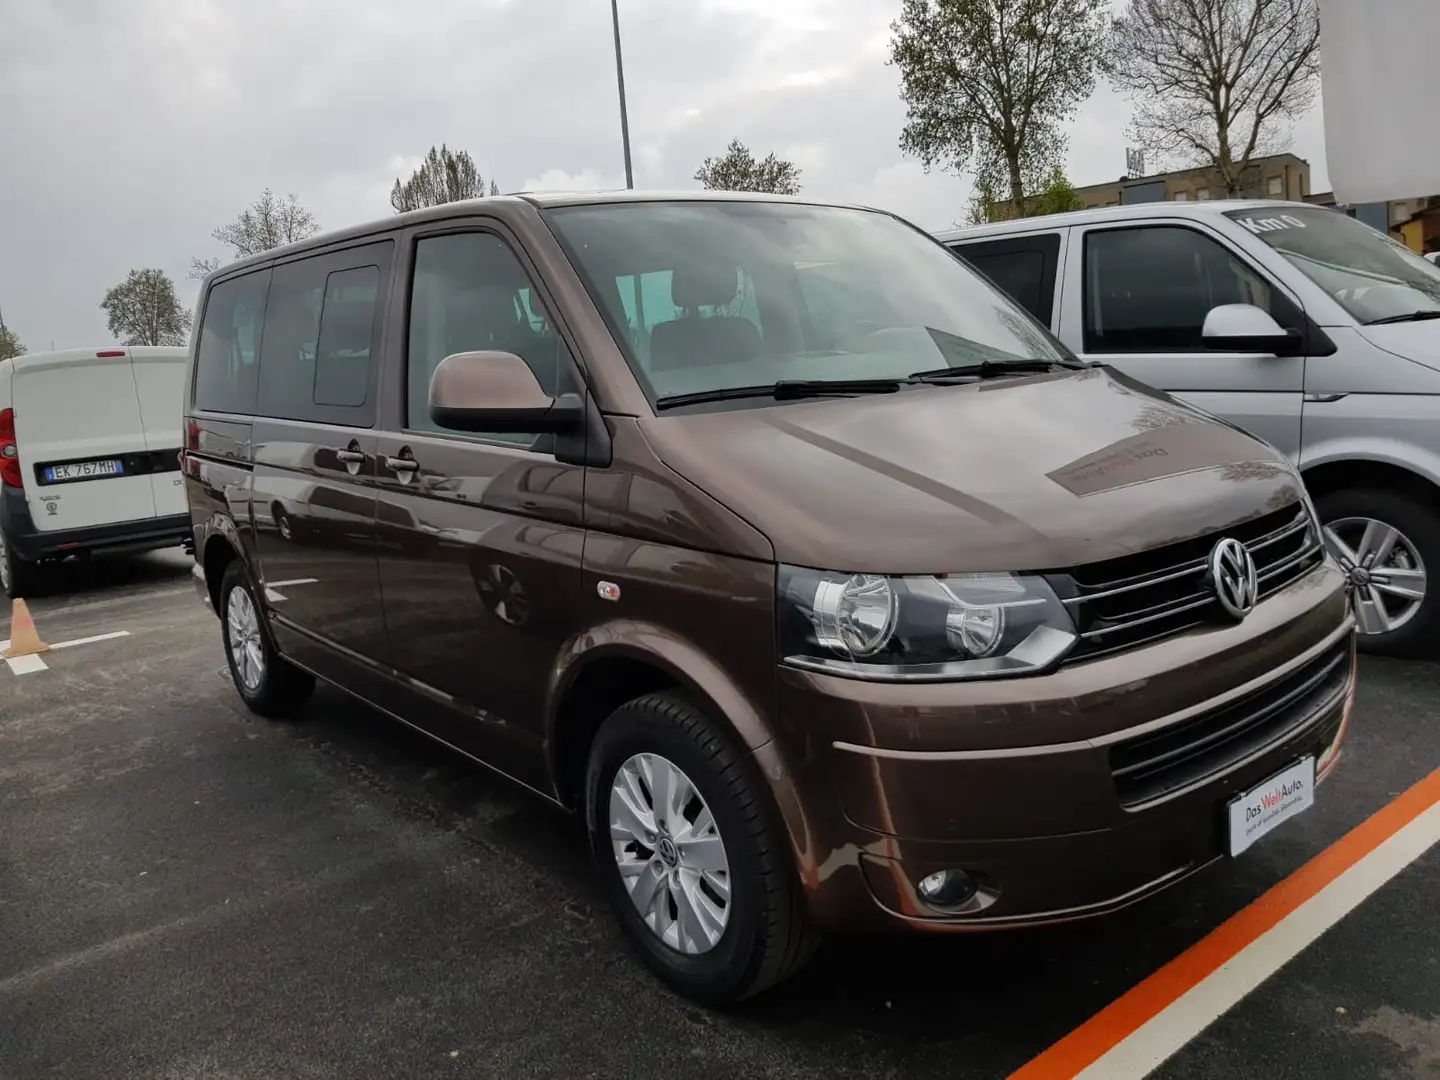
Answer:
top-left (200, 190), bottom-right (883, 282)
top-left (0, 346), bottom-right (189, 376)
top-left (931, 198), bottom-right (1316, 244)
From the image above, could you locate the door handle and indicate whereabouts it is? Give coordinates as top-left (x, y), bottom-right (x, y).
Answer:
top-left (384, 456), bottom-right (418, 472)
top-left (335, 449), bottom-right (366, 463)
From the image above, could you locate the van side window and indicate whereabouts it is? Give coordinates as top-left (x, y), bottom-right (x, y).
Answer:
top-left (949, 233), bottom-right (1061, 325)
top-left (256, 242), bottom-right (390, 425)
top-left (314, 266), bottom-right (379, 407)
top-left (193, 270), bottom-right (271, 415)
top-left (407, 232), bottom-right (572, 446)
top-left (1083, 226), bottom-right (1275, 353)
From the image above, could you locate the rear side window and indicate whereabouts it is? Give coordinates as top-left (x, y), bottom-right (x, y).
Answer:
top-left (1082, 226), bottom-right (1276, 353)
top-left (193, 270), bottom-right (271, 414)
top-left (950, 233), bottom-right (1061, 325)
top-left (256, 242), bottom-right (391, 425)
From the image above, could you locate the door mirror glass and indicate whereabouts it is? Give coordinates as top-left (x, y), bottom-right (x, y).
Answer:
top-left (1201, 304), bottom-right (1301, 356)
top-left (428, 350), bottom-right (582, 434)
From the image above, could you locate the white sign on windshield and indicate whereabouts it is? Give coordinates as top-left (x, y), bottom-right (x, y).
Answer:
top-left (1236, 214), bottom-right (1309, 235)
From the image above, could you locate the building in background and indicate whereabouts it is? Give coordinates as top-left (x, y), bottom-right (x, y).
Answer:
top-left (1072, 153), bottom-right (1311, 208)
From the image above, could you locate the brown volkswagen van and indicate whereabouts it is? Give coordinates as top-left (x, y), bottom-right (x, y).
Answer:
top-left (182, 191), bottom-right (1356, 1003)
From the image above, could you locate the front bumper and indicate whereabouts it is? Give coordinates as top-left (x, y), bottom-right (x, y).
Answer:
top-left (763, 563), bottom-right (1355, 933)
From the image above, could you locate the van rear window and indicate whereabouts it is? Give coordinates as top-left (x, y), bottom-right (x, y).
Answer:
top-left (193, 270), bottom-right (271, 415)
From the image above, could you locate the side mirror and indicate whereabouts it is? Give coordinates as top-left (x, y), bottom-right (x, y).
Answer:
top-left (1201, 304), bottom-right (1303, 357)
top-left (428, 350), bottom-right (583, 434)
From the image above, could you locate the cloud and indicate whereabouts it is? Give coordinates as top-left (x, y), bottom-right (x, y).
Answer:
top-left (0, 0), bottom-right (1335, 350)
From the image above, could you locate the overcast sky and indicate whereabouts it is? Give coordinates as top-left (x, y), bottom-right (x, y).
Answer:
top-left (0, 0), bottom-right (1331, 351)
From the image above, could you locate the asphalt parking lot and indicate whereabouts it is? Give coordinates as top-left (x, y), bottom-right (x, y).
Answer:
top-left (1, 551), bottom-right (1436, 1080)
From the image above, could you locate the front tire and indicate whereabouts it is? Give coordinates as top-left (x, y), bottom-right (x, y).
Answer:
top-left (219, 561), bottom-right (315, 718)
top-left (585, 691), bottom-right (818, 1004)
top-left (1317, 487), bottom-right (1439, 657)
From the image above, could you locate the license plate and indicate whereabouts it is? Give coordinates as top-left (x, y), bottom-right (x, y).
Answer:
top-left (43, 459), bottom-right (124, 483)
top-left (1227, 756), bottom-right (1315, 856)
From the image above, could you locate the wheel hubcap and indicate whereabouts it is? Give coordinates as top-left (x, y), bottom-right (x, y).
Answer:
top-left (226, 586), bottom-right (266, 691)
top-left (1322, 516), bottom-right (1428, 636)
top-left (0, 532), bottom-right (10, 591)
top-left (609, 752), bottom-right (732, 955)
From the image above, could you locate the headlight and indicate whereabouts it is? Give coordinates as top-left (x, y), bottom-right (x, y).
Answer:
top-left (778, 566), bottom-right (1077, 681)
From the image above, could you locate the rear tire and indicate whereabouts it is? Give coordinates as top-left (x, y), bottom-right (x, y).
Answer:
top-left (1317, 487), bottom-right (1440, 657)
top-left (585, 691), bottom-right (818, 1005)
top-left (0, 529), bottom-right (41, 600)
top-left (219, 561), bottom-right (315, 718)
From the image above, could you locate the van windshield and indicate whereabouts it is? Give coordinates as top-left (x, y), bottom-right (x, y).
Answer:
top-left (543, 200), bottom-right (1070, 406)
top-left (1224, 206), bottom-right (1440, 324)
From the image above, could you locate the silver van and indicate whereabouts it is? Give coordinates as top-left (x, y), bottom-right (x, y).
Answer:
top-left (936, 201), bottom-right (1440, 657)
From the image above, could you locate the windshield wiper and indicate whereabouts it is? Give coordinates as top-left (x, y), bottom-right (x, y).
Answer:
top-left (1365, 310), bottom-right (1440, 325)
top-left (908, 358), bottom-right (1080, 381)
top-left (656, 378), bottom-right (902, 409)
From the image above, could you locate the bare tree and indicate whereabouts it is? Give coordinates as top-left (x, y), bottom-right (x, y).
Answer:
top-left (694, 139), bottom-right (802, 195)
top-left (100, 269), bottom-right (192, 346)
top-left (391, 145), bottom-right (498, 213)
top-left (1103, 0), bottom-right (1322, 195)
top-left (188, 189), bottom-right (320, 280)
top-left (216, 189), bottom-right (321, 259)
top-left (890, 0), bottom-right (1107, 210)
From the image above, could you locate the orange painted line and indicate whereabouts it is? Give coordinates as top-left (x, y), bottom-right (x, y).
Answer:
top-left (1009, 766), bottom-right (1440, 1080)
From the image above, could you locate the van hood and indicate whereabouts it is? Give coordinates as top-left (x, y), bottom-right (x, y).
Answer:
top-left (639, 366), bottom-right (1304, 573)
top-left (1356, 318), bottom-right (1440, 370)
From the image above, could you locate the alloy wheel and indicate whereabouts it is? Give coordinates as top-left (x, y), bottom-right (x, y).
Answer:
top-left (1323, 515), bottom-right (1428, 636)
top-left (226, 585), bottom-right (266, 691)
top-left (0, 531), bottom-right (10, 592)
top-left (609, 752), bottom-right (732, 955)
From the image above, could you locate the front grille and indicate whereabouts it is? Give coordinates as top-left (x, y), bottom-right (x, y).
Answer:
top-left (1046, 505), bottom-right (1324, 661)
top-left (1109, 637), bottom-right (1351, 808)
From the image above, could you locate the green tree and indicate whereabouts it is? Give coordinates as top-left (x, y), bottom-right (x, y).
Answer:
top-left (1103, 0), bottom-right (1321, 195)
top-left (100, 269), bottom-right (192, 347)
top-left (890, 0), bottom-right (1107, 210)
top-left (391, 145), bottom-right (498, 213)
top-left (966, 166), bottom-right (1085, 224)
top-left (0, 324), bottom-right (23, 362)
top-left (190, 189), bottom-right (321, 278)
top-left (694, 139), bottom-right (802, 195)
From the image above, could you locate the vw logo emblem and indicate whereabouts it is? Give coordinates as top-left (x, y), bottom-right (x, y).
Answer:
top-left (656, 835), bottom-right (680, 867)
top-left (1209, 537), bottom-right (1259, 620)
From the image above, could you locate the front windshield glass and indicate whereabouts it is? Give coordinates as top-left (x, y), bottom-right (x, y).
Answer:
top-left (1224, 206), bottom-right (1440, 324)
top-left (543, 200), bottom-right (1069, 404)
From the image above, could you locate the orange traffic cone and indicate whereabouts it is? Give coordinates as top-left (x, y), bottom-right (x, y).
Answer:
top-left (3, 598), bottom-right (50, 658)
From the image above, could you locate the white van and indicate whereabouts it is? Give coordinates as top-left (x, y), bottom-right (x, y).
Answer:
top-left (936, 201), bottom-right (1440, 658)
top-left (0, 346), bottom-right (191, 597)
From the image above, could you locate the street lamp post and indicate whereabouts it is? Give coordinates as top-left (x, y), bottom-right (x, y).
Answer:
top-left (610, 0), bottom-right (635, 189)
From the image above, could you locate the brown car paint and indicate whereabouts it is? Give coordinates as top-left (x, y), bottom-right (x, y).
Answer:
top-left (184, 191), bottom-right (1355, 941)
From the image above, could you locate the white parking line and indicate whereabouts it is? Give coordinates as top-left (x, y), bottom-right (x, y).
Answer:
top-left (51, 631), bottom-right (130, 650)
top-left (4, 654), bottom-right (48, 675)
top-left (1, 630), bottom-right (131, 676)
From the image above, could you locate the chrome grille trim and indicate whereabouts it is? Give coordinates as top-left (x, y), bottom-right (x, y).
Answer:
top-left (1049, 506), bottom-right (1325, 661)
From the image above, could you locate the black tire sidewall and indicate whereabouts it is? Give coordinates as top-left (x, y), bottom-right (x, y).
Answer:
top-left (1, 529), bottom-right (37, 599)
top-left (585, 696), bottom-right (772, 1004)
top-left (1316, 487), bottom-right (1440, 656)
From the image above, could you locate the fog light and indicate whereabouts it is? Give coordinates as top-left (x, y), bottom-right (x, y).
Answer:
top-left (916, 868), bottom-right (978, 908)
